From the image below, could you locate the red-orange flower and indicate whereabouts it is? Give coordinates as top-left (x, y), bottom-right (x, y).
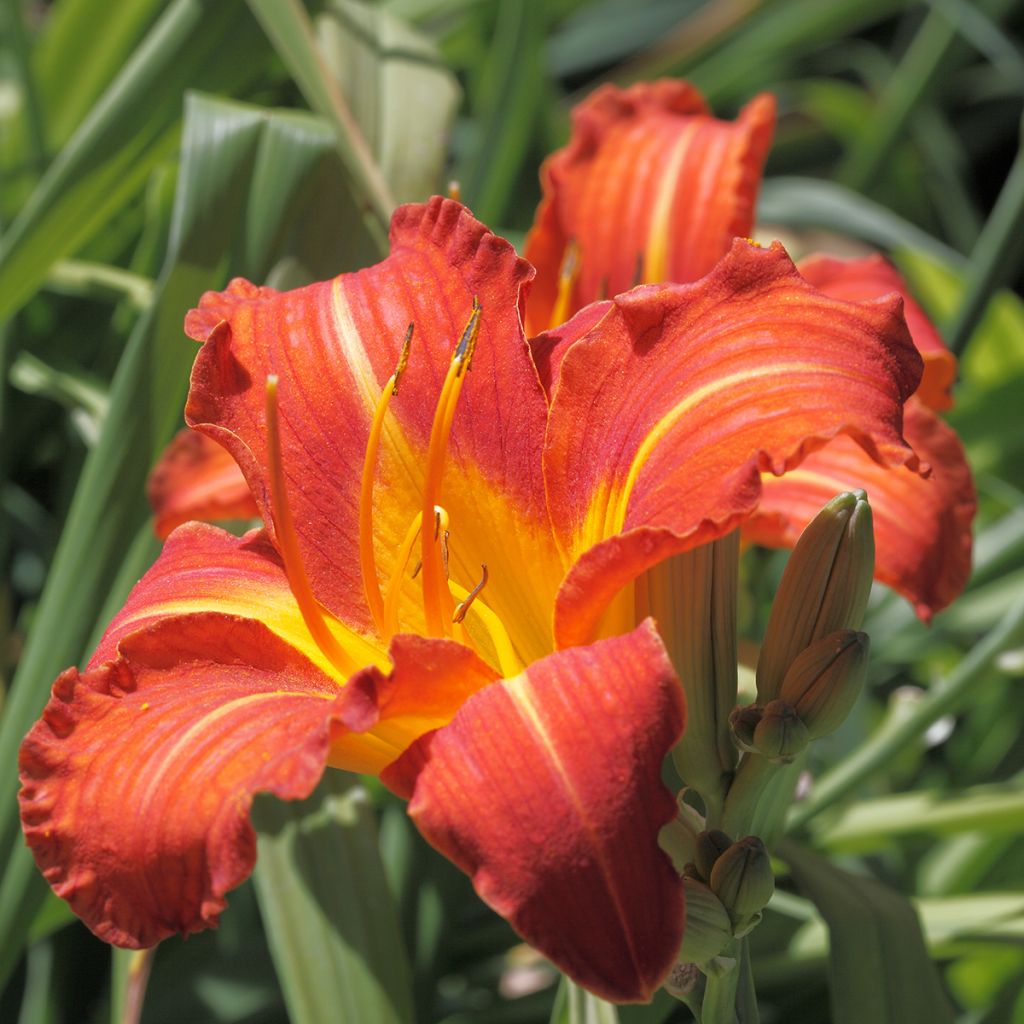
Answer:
top-left (20, 198), bottom-right (923, 1002)
top-left (524, 81), bottom-right (974, 620)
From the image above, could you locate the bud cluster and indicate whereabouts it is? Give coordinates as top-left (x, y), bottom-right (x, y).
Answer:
top-left (730, 492), bottom-right (874, 761)
top-left (676, 831), bottom-right (775, 968)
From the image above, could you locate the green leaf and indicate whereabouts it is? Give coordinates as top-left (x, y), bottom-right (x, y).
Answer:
top-left (757, 177), bottom-right (963, 265)
top-left (0, 0), bottom-right (268, 324)
top-left (316, 0), bottom-right (461, 204)
top-left (549, 976), bottom-right (620, 1024)
top-left (245, 0), bottom-right (396, 243)
top-left (780, 840), bottom-right (954, 1024)
top-left (456, 0), bottom-right (547, 225)
top-left (252, 773), bottom-right (413, 1024)
top-left (32, 0), bottom-right (165, 148)
top-left (0, 92), bottom-right (358, 990)
top-left (814, 781), bottom-right (1024, 852)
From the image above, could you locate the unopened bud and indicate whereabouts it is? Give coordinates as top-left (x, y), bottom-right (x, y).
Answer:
top-left (694, 829), bottom-right (733, 881)
top-left (757, 491), bottom-right (874, 703)
top-left (709, 836), bottom-right (775, 923)
top-left (678, 878), bottom-right (733, 965)
top-left (729, 703), bottom-right (762, 752)
top-left (779, 629), bottom-right (869, 739)
top-left (752, 699), bottom-right (808, 762)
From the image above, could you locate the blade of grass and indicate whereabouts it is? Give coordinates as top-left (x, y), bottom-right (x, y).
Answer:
top-left (945, 123), bottom-right (1024, 356)
top-left (757, 176), bottom-right (963, 265)
top-left (0, 0), bottom-right (46, 166)
top-left (456, 0), bottom-right (546, 225)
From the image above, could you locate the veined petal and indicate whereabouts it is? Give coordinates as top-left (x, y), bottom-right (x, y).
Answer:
top-left (20, 618), bottom-right (506, 947)
top-left (186, 197), bottom-right (563, 662)
top-left (799, 253), bottom-right (957, 411)
top-left (19, 615), bottom-right (343, 947)
top-left (94, 522), bottom-right (385, 679)
top-left (547, 240), bottom-right (924, 648)
top-left (524, 80), bottom-right (775, 334)
top-left (382, 622), bottom-right (685, 1004)
top-left (745, 399), bottom-right (975, 620)
top-left (148, 428), bottom-right (258, 539)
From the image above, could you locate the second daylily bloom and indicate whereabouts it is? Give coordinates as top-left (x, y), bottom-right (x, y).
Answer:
top-left (524, 81), bottom-right (975, 621)
top-left (21, 198), bottom-right (925, 1002)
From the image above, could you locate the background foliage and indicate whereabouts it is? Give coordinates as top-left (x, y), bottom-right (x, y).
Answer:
top-left (1, 0), bottom-right (1023, 1021)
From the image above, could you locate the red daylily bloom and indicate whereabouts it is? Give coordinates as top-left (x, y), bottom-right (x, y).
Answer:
top-left (523, 80), bottom-right (776, 335)
top-left (524, 81), bottom-right (974, 620)
top-left (21, 198), bottom-right (924, 1001)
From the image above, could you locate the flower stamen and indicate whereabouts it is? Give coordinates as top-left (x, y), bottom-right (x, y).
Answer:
top-left (359, 324), bottom-right (413, 636)
top-left (420, 299), bottom-right (481, 637)
top-left (452, 564), bottom-right (488, 624)
top-left (265, 375), bottom-right (361, 677)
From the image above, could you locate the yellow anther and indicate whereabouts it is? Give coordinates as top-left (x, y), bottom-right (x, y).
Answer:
top-left (453, 565), bottom-right (488, 624)
top-left (550, 240), bottom-right (579, 330)
top-left (359, 324), bottom-right (415, 636)
top-left (265, 376), bottom-right (360, 677)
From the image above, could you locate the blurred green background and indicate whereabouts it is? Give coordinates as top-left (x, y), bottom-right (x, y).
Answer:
top-left (2, 1), bottom-right (1024, 1022)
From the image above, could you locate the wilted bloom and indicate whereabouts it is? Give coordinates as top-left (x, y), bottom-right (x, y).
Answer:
top-left (21, 195), bottom-right (925, 1002)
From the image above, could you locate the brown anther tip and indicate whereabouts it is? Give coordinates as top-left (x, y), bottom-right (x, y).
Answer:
top-left (452, 564), bottom-right (488, 624)
top-left (392, 323), bottom-right (414, 395)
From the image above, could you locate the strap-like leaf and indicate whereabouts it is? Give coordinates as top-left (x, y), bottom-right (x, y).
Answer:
top-left (252, 773), bottom-right (413, 1024)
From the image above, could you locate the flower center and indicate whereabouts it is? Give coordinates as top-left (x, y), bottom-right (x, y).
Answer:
top-left (358, 300), bottom-right (524, 677)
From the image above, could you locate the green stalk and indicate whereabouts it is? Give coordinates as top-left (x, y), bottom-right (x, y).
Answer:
top-left (0, 0), bottom-right (47, 166)
top-left (945, 125), bottom-right (1024, 356)
top-left (839, 5), bottom-right (961, 191)
top-left (789, 595), bottom-right (1024, 829)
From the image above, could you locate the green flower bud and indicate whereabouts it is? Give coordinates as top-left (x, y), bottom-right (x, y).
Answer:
top-left (694, 829), bottom-right (733, 881)
top-left (757, 491), bottom-right (874, 703)
top-left (678, 878), bottom-right (733, 965)
top-left (729, 703), bottom-right (762, 752)
top-left (709, 836), bottom-right (775, 923)
top-left (779, 629), bottom-right (869, 739)
top-left (752, 699), bottom-right (809, 762)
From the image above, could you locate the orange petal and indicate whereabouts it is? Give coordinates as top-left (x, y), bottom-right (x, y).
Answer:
top-left (148, 428), bottom-right (258, 539)
top-left (186, 198), bottom-right (563, 659)
top-left (330, 634), bottom-right (499, 774)
top-left (20, 613), bottom-right (494, 948)
top-left (19, 615), bottom-right (343, 947)
top-left (93, 522), bottom-right (384, 680)
top-left (745, 398), bottom-right (975, 620)
top-left (524, 80), bottom-right (775, 334)
top-left (546, 240), bottom-right (924, 648)
top-left (382, 621), bottom-right (685, 1003)
top-left (798, 253), bottom-right (957, 412)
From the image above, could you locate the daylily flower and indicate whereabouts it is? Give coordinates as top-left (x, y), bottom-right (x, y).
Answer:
top-left (523, 80), bottom-right (974, 620)
top-left (20, 198), bottom-right (924, 1002)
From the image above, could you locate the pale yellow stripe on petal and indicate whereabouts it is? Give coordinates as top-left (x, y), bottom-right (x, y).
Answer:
top-left (642, 123), bottom-right (699, 285)
top-left (116, 596), bottom-right (389, 682)
top-left (589, 361), bottom-right (829, 549)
